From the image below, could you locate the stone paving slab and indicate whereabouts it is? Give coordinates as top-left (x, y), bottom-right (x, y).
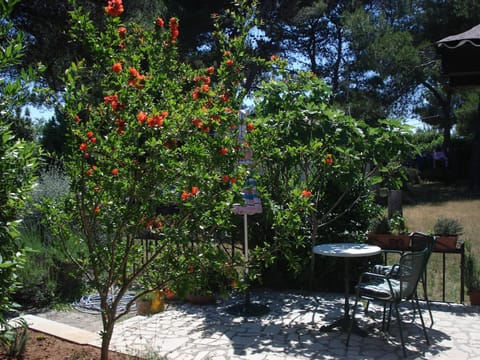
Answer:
top-left (81, 290), bottom-right (480, 360)
top-left (18, 314), bottom-right (98, 345)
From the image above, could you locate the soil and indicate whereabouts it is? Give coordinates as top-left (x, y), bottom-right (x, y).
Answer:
top-left (0, 329), bottom-right (139, 360)
top-left (1, 309), bottom-right (139, 359)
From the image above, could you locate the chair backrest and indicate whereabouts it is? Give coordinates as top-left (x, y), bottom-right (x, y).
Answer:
top-left (409, 232), bottom-right (435, 253)
top-left (397, 247), bottom-right (429, 300)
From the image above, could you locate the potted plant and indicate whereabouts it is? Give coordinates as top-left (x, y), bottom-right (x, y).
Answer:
top-left (433, 217), bottom-right (463, 251)
top-left (135, 289), bottom-right (165, 315)
top-left (464, 241), bottom-right (480, 305)
top-left (367, 213), bottom-right (411, 251)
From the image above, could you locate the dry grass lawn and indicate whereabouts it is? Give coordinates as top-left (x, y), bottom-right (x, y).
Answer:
top-left (402, 182), bottom-right (480, 303)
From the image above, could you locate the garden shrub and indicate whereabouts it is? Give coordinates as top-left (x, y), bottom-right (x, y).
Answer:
top-left (0, 0), bottom-right (40, 339)
top-left (13, 164), bottom-right (85, 308)
top-left (246, 70), bottom-right (413, 290)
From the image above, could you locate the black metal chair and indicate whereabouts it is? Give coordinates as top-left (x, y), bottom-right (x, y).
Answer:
top-left (346, 246), bottom-right (430, 357)
top-left (409, 232), bottom-right (435, 326)
top-left (369, 232), bottom-right (435, 326)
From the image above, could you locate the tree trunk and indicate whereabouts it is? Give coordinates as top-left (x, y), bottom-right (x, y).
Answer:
top-left (99, 292), bottom-right (117, 360)
top-left (100, 312), bottom-right (115, 360)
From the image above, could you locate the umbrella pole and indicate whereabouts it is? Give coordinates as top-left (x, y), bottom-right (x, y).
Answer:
top-left (244, 213), bottom-right (248, 268)
top-left (243, 213), bottom-right (251, 305)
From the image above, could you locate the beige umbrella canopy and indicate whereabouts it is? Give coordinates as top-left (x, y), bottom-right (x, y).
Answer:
top-left (437, 24), bottom-right (480, 188)
top-left (437, 24), bottom-right (480, 87)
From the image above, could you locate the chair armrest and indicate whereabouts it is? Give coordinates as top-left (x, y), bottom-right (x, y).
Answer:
top-left (358, 271), bottom-right (388, 282)
top-left (389, 264), bottom-right (400, 277)
top-left (357, 271), bottom-right (397, 298)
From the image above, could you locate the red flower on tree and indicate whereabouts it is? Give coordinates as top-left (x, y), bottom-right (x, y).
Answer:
top-left (181, 190), bottom-right (190, 201)
top-left (192, 88), bottom-right (200, 100)
top-left (152, 114), bottom-right (164, 127)
top-left (105, 0), bottom-right (124, 17)
top-left (118, 27), bottom-right (127, 38)
top-left (104, 94), bottom-right (123, 111)
top-left (246, 122), bottom-right (255, 132)
top-left (169, 17), bottom-right (179, 42)
top-left (156, 17), bottom-right (165, 28)
top-left (112, 62), bottom-right (122, 73)
top-left (219, 147), bottom-right (228, 155)
top-left (206, 66), bottom-right (214, 75)
top-left (192, 118), bottom-right (203, 129)
top-left (128, 67), bottom-right (147, 89)
top-left (301, 189), bottom-right (312, 198)
top-left (221, 93), bottom-right (229, 102)
top-left (225, 59), bottom-right (234, 67)
top-left (111, 168), bottom-right (119, 176)
top-left (181, 186), bottom-right (199, 201)
top-left (325, 154), bottom-right (333, 165)
top-left (164, 288), bottom-right (175, 298)
top-left (79, 143), bottom-right (88, 152)
top-left (137, 111), bottom-right (148, 124)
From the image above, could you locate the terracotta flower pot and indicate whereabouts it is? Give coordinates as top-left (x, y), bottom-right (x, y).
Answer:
top-left (468, 289), bottom-right (480, 306)
top-left (136, 290), bottom-right (165, 315)
top-left (367, 233), bottom-right (411, 251)
top-left (185, 293), bottom-right (216, 305)
top-left (433, 235), bottom-right (461, 251)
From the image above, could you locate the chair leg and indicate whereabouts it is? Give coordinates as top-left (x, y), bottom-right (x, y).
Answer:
top-left (381, 302), bottom-right (387, 331)
top-left (413, 278), bottom-right (434, 327)
top-left (393, 303), bottom-right (407, 358)
top-left (385, 303), bottom-right (393, 331)
top-left (422, 277), bottom-right (434, 327)
top-left (414, 295), bottom-right (430, 345)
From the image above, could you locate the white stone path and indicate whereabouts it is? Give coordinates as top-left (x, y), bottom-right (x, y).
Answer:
top-left (26, 290), bottom-right (480, 360)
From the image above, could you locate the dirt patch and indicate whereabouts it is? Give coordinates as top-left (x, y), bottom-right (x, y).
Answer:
top-left (0, 329), bottom-right (139, 359)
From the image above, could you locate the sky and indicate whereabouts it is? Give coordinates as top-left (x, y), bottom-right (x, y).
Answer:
top-left (27, 105), bottom-right (426, 132)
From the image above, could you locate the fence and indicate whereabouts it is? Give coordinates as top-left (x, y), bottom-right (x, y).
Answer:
top-left (368, 234), bottom-right (465, 303)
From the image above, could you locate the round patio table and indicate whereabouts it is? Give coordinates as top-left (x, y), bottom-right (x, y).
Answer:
top-left (313, 242), bottom-right (381, 336)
